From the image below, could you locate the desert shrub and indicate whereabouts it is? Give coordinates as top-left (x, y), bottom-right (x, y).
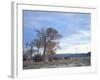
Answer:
top-left (23, 54), bottom-right (27, 62)
top-left (64, 56), bottom-right (70, 60)
top-left (33, 54), bottom-right (43, 62)
top-left (53, 57), bottom-right (60, 60)
top-left (49, 57), bottom-right (53, 62)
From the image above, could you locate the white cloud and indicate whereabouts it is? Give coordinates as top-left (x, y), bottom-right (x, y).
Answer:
top-left (56, 30), bottom-right (91, 54)
top-left (56, 44), bottom-right (91, 54)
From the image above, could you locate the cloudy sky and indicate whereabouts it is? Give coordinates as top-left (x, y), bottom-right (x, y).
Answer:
top-left (23, 10), bottom-right (91, 54)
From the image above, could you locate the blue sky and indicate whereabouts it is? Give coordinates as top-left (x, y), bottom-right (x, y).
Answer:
top-left (23, 10), bottom-right (91, 53)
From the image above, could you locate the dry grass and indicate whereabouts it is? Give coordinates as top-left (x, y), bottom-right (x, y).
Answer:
top-left (23, 56), bottom-right (91, 69)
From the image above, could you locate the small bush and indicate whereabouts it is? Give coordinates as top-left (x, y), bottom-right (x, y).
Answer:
top-left (23, 54), bottom-right (27, 61)
top-left (33, 54), bottom-right (43, 62)
top-left (64, 57), bottom-right (70, 60)
top-left (53, 57), bottom-right (60, 60)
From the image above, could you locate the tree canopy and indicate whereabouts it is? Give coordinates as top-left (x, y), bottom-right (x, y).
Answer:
top-left (26, 27), bottom-right (62, 61)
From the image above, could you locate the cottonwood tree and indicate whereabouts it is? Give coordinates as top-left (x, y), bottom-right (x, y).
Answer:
top-left (34, 27), bottom-right (62, 62)
top-left (26, 38), bottom-right (43, 60)
top-left (25, 41), bottom-right (36, 61)
top-left (33, 38), bottom-right (42, 54)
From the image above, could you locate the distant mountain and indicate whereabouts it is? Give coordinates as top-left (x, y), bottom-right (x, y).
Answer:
top-left (23, 47), bottom-right (91, 59)
top-left (49, 52), bottom-right (91, 59)
top-left (86, 51), bottom-right (91, 56)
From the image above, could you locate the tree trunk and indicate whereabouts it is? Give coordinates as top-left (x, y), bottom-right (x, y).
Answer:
top-left (30, 46), bottom-right (33, 61)
top-left (37, 47), bottom-right (40, 54)
top-left (43, 37), bottom-right (49, 63)
top-left (43, 37), bottom-right (46, 56)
